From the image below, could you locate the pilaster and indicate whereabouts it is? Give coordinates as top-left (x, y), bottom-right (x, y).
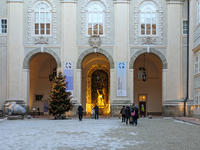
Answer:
top-left (7, 0), bottom-right (24, 100)
top-left (166, 1), bottom-right (182, 101)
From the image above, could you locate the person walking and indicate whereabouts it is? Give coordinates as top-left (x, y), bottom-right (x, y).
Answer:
top-left (140, 104), bottom-right (145, 117)
top-left (129, 103), bottom-right (135, 124)
top-left (125, 106), bottom-right (131, 125)
top-left (94, 104), bottom-right (99, 119)
top-left (91, 107), bottom-right (95, 118)
top-left (120, 105), bottom-right (126, 122)
top-left (78, 104), bottom-right (84, 121)
top-left (132, 104), bottom-right (139, 126)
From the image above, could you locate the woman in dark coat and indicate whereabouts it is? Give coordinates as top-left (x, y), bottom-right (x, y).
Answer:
top-left (132, 104), bottom-right (139, 126)
top-left (78, 104), bottom-right (84, 121)
top-left (125, 106), bottom-right (131, 125)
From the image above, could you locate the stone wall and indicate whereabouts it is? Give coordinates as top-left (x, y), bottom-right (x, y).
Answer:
top-left (162, 105), bottom-right (193, 117)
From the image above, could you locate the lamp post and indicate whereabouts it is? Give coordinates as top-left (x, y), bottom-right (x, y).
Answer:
top-left (49, 55), bottom-right (53, 82)
top-left (142, 55), bottom-right (146, 82)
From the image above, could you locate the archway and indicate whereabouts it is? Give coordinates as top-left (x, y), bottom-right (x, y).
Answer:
top-left (29, 53), bottom-right (57, 115)
top-left (133, 52), bottom-right (164, 116)
top-left (23, 48), bottom-right (61, 115)
top-left (81, 52), bottom-right (110, 115)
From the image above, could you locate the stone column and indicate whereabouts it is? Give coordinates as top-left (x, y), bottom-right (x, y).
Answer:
top-left (22, 69), bottom-right (30, 113)
top-left (7, 0), bottom-right (24, 101)
top-left (129, 69), bottom-right (134, 103)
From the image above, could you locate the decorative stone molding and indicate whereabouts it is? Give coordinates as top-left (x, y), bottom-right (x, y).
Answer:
top-left (166, 0), bottom-right (185, 4)
top-left (81, 0), bottom-right (110, 44)
top-left (23, 48), bottom-right (61, 69)
top-left (35, 36), bottom-right (49, 44)
top-left (89, 35), bottom-right (102, 48)
top-left (142, 36), bottom-right (156, 45)
top-left (60, 0), bottom-right (77, 3)
top-left (7, 0), bottom-right (24, 2)
top-left (134, 0), bottom-right (163, 45)
top-left (76, 48), bottom-right (114, 69)
top-left (28, 0), bottom-right (57, 44)
top-left (129, 48), bottom-right (167, 69)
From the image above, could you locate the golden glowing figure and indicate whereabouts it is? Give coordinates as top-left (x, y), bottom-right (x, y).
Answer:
top-left (97, 90), bottom-right (105, 107)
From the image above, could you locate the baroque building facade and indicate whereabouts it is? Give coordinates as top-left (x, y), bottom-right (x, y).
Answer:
top-left (0, 0), bottom-right (199, 117)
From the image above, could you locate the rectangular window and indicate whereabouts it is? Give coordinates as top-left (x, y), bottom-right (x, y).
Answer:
top-left (195, 54), bottom-right (199, 75)
top-left (139, 95), bottom-right (146, 102)
top-left (35, 95), bottom-right (43, 101)
top-left (198, 1), bottom-right (200, 24)
top-left (0, 19), bottom-right (7, 34)
top-left (183, 20), bottom-right (188, 35)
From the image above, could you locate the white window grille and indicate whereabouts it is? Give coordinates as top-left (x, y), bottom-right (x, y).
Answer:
top-left (0, 19), bottom-right (7, 34)
top-left (86, 2), bottom-right (105, 35)
top-left (183, 20), bottom-right (188, 35)
top-left (34, 2), bottom-right (51, 35)
top-left (139, 3), bottom-right (157, 36)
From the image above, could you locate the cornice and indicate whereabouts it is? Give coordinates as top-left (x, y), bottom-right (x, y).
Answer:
top-left (7, 0), bottom-right (23, 3)
top-left (193, 44), bottom-right (200, 53)
top-left (60, 0), bottom-right (77, 3)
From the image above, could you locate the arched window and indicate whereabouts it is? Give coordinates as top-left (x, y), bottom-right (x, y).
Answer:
top-left (139, 2), bottom-right (157, 36)
top-left (34, 2), bottom-right (51, 35)
top-left (86, 2), bottom-right (105, 35)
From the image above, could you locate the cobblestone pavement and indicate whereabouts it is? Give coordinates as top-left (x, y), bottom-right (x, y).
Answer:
top-left (0, 117), bottom-right (200, 150)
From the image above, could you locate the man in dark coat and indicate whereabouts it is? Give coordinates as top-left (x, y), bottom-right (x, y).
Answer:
top-left (120, 105), bottom-right (126, 122)
top-left (132, 104), bottom-right (139, 126)
top-left (94, 104), bottom-right (99, 119)
top-left (125, 106), bottom-right (131, 125)
top-left (78, 104), bottom-right (84, 121)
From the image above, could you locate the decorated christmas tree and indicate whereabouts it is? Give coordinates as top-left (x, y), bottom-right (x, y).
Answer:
top-left (48, 70), bottom-right (73, 117)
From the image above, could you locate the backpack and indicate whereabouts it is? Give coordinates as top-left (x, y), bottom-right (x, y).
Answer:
top-left (131, 109), bottom-right (135, 116)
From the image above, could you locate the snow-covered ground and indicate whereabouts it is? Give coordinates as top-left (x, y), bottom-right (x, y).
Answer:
top-left (0, 117), bottom-right (199, 150)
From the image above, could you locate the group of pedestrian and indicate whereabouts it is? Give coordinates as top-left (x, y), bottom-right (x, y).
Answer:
top-left (78, 104), bottom-right (99, 121)
top-left (120, 103), bottom-right (139, 126)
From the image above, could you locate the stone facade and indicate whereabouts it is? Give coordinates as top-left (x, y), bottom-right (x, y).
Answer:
top-left (0, 0), bottom-right (199, 117)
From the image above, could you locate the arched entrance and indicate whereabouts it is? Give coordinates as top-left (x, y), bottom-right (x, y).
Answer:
top-left (81, 52), bottom-right (111, 115)
top-left (23, 48), bottom-right (61, 115)
top-left (29, 53), bottom-right (57, 115)
top-left (133, 52), bottom-right (163, 116)
top-left (86, 64), bottom-right (110, 115)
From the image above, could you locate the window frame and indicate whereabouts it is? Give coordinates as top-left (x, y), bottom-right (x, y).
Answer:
top-left (182, 20), bottom-right (188, 35)
top-left (138, 2), bottom-right (158, 37)
top-left (85, 1), bottom-right (106, 37)
top-left (194, 52), bottom-right (200, 75)
top-left (194, 88), bottom-right (200, 105)
top-left (0, 18), bottom-right (7, 34)
top-left (33, 1), bottom-right (52, 36)
top-left (198, 0), bottom-right (200, 24)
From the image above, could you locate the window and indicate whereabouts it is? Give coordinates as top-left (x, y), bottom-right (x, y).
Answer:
top-left (198, 1), bottom-right (200, 24)
top-left (183, 20), bottom-right (188, 35)
top-left (195, 53), bottom-right (200, 75)
top-left (139, 95), bottom-right (146, 102)
top-left (139, 3), bottom-right (157, 36)
top-left (86, 2), bottom-right (105, 35)
top-left (34, 2), bottom-right (51, 35)
top-left (194, 89), bottom-right (200, 105)
top-left (35, 95), bottom-right (43, 101)
top-left (0, 19), bottom-right (7, 34)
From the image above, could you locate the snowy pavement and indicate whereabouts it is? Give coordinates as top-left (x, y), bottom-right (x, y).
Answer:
top-left (0, 117), bottom-right (200, 150)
